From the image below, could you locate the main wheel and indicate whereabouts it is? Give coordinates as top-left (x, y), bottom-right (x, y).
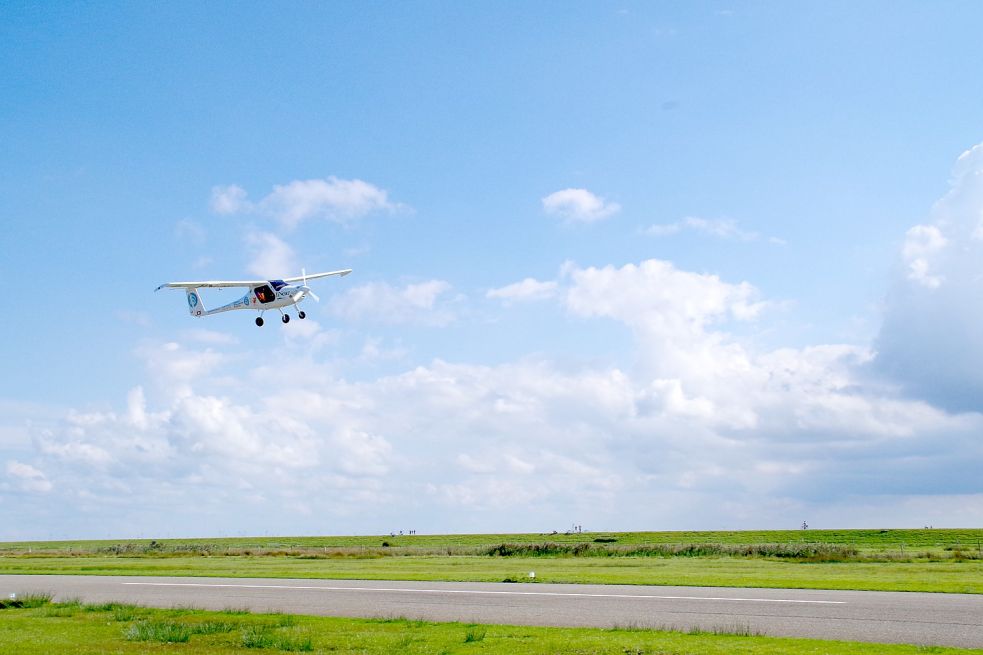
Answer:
top-left (255, 317), bottom-right (264, 327)
top-left (298, 311), bottom-right (306, 319)
top-left (282, 314), bottom-right (290, 324)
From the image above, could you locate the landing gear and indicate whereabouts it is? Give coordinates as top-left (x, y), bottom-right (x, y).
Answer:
top-left (298, 311), bottom-right (306, 319)
top-left (282, 314), bottom-right (290, 324)
top-left (255, 317), bottom-right (264, 327)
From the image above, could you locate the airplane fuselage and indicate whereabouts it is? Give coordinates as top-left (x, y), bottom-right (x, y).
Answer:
top-left (157, 268), bottom-right (349, 326)
top-left (204, 282), bottom-right (309, 316)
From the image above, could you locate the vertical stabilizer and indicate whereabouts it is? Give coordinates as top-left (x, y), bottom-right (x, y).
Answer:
top-left (186, 288), bottom-right (206, 317)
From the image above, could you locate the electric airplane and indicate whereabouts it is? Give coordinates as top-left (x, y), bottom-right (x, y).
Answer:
top-left (155, 268), bottom-right (351, 326)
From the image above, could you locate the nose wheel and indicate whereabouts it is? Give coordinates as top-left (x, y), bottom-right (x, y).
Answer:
top-left (298, 311), bottom-right (306, 319)
top-left (255, 317), bottom-right (264, 327)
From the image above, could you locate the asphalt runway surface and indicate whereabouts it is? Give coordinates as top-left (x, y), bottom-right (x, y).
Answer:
top-left (3, 575), bottom-right (982, 648)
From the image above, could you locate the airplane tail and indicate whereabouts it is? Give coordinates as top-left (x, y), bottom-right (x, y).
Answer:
top-left (186, 288), bottom-right (206, 317)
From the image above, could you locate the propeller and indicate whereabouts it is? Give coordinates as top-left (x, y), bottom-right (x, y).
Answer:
top-left (300, 267), bottom-right (319, 302)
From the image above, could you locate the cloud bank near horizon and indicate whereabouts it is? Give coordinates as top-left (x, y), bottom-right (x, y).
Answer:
top-left (5, 147), bottom-right (983, 540)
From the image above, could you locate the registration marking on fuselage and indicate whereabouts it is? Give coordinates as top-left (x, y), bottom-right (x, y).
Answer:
top-left (121, 581), bottom-right (846, 604)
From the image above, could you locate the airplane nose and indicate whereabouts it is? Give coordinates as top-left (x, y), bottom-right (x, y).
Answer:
top-left (299, 285), bottom-right (320, 302)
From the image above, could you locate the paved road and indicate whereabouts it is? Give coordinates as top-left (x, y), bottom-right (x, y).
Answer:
top-left (3, 575), bottom-right (982, 648)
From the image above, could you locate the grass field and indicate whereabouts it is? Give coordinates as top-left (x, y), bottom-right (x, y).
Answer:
top-left (1, 596), bottom-right (980, 655)
top-left (3, 530), bottom-right (983, 594)
top-left (5, 528), bottom-right (983, 555)
top-left (3, 554), bottom-right (983, 593)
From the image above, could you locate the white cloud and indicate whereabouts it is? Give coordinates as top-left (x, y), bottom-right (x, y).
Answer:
top-left (180, 329), bottom-right (240, 346)
top-left (643, 216), bottom-right (764, 242)
top-left (359, 337), bottom-right (407, 363)
top-left (209, 178), bottom-right (404, 229)
top-left (5, 460), bottom-right (53, 493)
top-left (11, 142), bottom-right (983, 536)
top-left (262, 177), bottom-right (400, 228)
top-left (7, 252), bottom-right (983, 537)
top-left (245, 232), bottom-right (296, 278)
top-left (875, 142), bottom-right (983, 412)
top-left (901, 224), bottom-right (947, 288)
top-left (330, 280), bottom-right (457, 326)
top-left (333, 429), bottom-right (392, 476)
top-left (486, 278), bottom-right (557, 304)
top-left (210, 185), bottom-right (251, 215)
top-left (135, 341), bottom-right (227, 394)
top-left (564, 259), bottom-right (764, 331)
top-left (281, 319), bottom-right (343, 353)
top-left (39, 439), bottom-right (112, 466)
top-left (542, 188), bottom-right (620, 223)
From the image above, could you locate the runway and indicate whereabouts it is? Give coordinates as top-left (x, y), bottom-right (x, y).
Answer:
top-left (3, 575), bottom-right (982, 648)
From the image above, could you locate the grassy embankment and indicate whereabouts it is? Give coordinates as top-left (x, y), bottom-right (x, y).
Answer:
top-left (1, 595), bottom-right (980, 655)
top-left (2, 529), bottom-right (982, 594)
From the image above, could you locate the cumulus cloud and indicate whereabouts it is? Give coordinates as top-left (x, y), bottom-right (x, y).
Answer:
top-left (330, 280), bottom-right (457, 326)
top-left (262, 177), bottom-right (400, 228)
top-left (486, 278), bottom-right (557, 304)
top-left (542, 188), bottom-right (620, 223)
top-left (564, 260), bottom-right (765, 391)
top-left (11, 138), bottom-right (983, 536)
top-left (643, 216), bottom-right (762, 241)
top-left (15, 297), bottom-right (978, 538)
top-left (135, 341), bottom-right (227, 399)
top-left (245, 232), bottom-right (296, 278)
top-left (210, 178), bottom-right (404, 229)
top-left (901, 224), bottom-right (947, 288)
top-left (875, 142), bottom-right (983, 412)
top-left (180, 329), bottom-right (239, 346)
top-left (210, 185), bottom-right (251, 215)
top-left (5, 460), bottom-right (53, 493)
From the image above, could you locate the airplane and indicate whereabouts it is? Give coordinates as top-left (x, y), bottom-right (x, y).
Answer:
top-left (155, 268), bottom-right (351, 326)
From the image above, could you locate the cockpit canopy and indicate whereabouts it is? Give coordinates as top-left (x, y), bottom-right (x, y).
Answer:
top-left (269, 280), bottom-right (288, 291)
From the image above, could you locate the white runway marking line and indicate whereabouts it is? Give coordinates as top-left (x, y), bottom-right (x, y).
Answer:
top-left (121, 582), bottom-right (846, 605)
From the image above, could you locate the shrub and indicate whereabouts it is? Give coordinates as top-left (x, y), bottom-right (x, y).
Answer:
top-left (464, 626), bottom-right (487, 643)
top-left (484, 541), bottom-right (859, 560)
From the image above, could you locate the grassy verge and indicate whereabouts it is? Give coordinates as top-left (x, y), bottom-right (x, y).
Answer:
top-left (2, 554), bottom-right (982, 594)
top-left (4, 529), bottom-right (983, 557)
top-left (0, 597), bottom-right (980, 655)
top-left (4, 530), bottom-right (983, 594)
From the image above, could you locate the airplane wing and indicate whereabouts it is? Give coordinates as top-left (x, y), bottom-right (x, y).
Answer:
top-left (281, 269), bottom-right (353, 283)
top-left (155, 270), bottom-right (351, 292)
top-left (154, 279), bottom-right (264, 291)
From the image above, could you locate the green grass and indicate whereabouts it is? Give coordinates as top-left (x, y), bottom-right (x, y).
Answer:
top-left (4, 528), bottom-right (983, 556)
top-left (0, 592), bottom-right (53, 609)
top-left (0, 598), bottom-right (980, 655)
top-left (2, 553), bottom-right (982, 593)
top-left (240, 624), bottom-right (314, 651)
top-left (3, 529), bottom-right (983, 594)
top-left (126, 619), bottom-right (194, 643)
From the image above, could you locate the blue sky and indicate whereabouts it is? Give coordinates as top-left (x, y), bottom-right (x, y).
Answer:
top-left (2, 2), bottom-right (983, 539)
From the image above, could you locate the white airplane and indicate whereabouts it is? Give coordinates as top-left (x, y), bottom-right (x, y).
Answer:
top-left (155, 268), bottom-right (351, 326)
